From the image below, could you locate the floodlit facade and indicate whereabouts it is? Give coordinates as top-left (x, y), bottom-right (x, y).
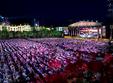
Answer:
top-left (56, 27), bottom-right (64, 31)
top-left (0, 25), bottom-right (2, 31)
top-left (0, 24), bottom-right (32, 32)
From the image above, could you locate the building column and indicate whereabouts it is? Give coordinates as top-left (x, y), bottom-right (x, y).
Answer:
top-left (71, 28), bottom-right (73, 36)
top-left (97, 26), bottom-right (100, 40)
top-left (68, 28), bottom-right (71, 36)
top-left (100, 27), bottom-right (103, 39)
top-left (77, 27), bottom-right (79, 36)
top-left (70, 28), bottom-right (72, 36)
top-left (74, 28), bottom-right (76, 36)
top-left (72, 28), bottom-right (74, 36)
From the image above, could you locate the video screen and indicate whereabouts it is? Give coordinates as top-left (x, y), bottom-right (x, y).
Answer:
top-left (79, 27), bottom-right (101, 38)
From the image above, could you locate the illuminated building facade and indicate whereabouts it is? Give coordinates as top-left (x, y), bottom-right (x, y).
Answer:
top-left (0, 24), bottom-right (32, 32)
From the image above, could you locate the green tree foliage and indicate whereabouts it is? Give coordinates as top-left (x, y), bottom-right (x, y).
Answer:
top-left (9, 31), bottom-right (13, 38)
top-left (1, 27), bottom-right (9, 39)
top-left (0, 27), bottom-right (63, 39)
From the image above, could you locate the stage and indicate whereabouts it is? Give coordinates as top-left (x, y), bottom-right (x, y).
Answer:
top-left (64, 36), bottom-right (109, 42)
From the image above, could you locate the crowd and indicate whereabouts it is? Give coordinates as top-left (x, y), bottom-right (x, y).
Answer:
top-left (0, 38), bottom-right (113, 83)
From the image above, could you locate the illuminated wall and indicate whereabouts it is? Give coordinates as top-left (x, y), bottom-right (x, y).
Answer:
top-left (0, 24), bottom-right (32, 32)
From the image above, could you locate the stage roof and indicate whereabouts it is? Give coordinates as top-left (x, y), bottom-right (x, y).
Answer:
top-left (69, 21), bottom-right (102, 27)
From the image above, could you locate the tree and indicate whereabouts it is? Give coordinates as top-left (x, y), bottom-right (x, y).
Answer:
top-left (9, 31), bottom-right (13, 38)
top-left (1, 26), bottom-right (9, 39)
top-left (15, 31), bottom-right (22, 38)
top-left (21, 31), bottom-right (28, 38)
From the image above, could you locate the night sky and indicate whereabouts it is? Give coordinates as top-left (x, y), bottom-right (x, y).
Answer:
top-left (0, 0), bottom-right (107, 26)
